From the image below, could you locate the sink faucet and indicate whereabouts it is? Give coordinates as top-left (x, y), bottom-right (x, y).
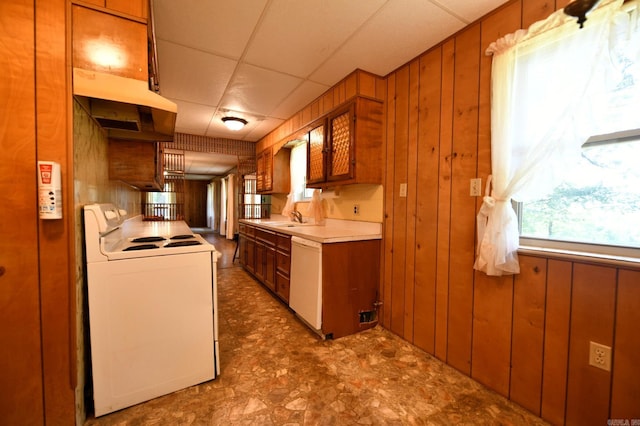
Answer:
top-left (291, 210), bottom-right (303, 223)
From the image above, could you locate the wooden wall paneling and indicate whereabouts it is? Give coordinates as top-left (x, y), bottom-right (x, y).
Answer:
top-left (358, 70), bottom-right (375, 98)
top-left (0, 0), bottom-right (44, 423)
top-left (565, 263), bottom-right (616, 425)
top-left (510, 256), bottom-right (547, 414)
top-left (470, 0), bottom-right (522, 398)
top-left (412, 48), bottom-right (442, 355)
top-left (403, 60), bottom-right (420, 341)
top-left (382, 73), bottom-right (396, 328)
top-left (390, 65), bottom-right (410, 337)
top-left (322, 91), bottom-right (334, 115)
top-left (376, 76), bottom-right (387, 102)
top-left (36, 0), bottom-right (76, 422)
top-left (541, 259), bottom-right (572, 425)
top-left (445, 24), bottom-right (481, 376)
top-left (404, 59), bottom-right (422, 343)
top-left (522, 0), bottom-right (556, 28)
top-left (334, 81), bottom-right (346, 106)
top-left (471, 274), bottom-right (513, 398)
top-left (345, 72), bottom-right (357, 99)
top-left (435, 39), bottom-right (455, 362)
top-left (610, 269), bottom-right (640, 417)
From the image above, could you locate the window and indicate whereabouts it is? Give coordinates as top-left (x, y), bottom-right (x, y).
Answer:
top-left (519, 131), bottom-right (640, 256)
top-left (290, 141), bottom-right (314, 201)
top-left (518, 5), bottom-right (640, 257)
top-left (475, 1), bottom-right (639, 275)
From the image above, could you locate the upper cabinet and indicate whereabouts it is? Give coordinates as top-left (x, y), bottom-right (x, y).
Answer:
top-left (72, 4), bottom-right (148, 81)
top-left (257, 147), bottom-right (291, 194)
top-left (108, 140), bottom-right (164, 191)
top-left (76, 0), bottom-right (148, 20)
top-left (307, 97), bottom-right (384, 189)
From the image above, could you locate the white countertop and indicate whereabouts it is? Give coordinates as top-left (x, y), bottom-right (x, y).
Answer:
top-left (240, 215), bottom-right (382, 243)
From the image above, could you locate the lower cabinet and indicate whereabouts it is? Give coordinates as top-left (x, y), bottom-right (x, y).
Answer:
top-left (239, 223), bottom-right (290, 303)
top-left (321, 240), bottom-right (380, 339)
top-left (239, 222), bottom-right (381, 339)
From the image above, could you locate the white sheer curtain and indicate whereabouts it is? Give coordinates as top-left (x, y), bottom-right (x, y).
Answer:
top-left (225, 173), bottom-right (236, 239)
top-left (475, 0), bottom-right (633, 275)
top-left (219, 178), bottom-right (227, 237)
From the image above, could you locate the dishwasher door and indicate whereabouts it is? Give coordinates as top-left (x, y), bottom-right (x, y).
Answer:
top-left (289, 236), bottom-right (322, 331)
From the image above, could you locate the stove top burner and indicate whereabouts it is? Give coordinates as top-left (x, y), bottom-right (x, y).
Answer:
top-left (131, 236), bottom-right (166, 243)
top-left (165, 240), bottom-right (202, 248)
top-left (170, 234), bottom-right (195, 240)
top-left (123, 244), bottom-right (159, 251)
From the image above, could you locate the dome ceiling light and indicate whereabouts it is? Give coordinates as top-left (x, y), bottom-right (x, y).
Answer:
top-left (221, 116), bottom-right (248, 131)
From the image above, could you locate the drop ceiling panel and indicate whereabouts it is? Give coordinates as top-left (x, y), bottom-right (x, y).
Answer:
top-left (156, 39), bottom-right (237, 105)
top-left (270, 80), bottom-right (331, 120)
top-left (220, 63), bottom-right (303, 115)
top-left (244, 0), bottom-right (386, 77)
top-left (172, 100), bottom-right (216, 135)
top-left (184, 152), bottom-right (238, 178)
top-left (153, 0), bottom-right (267, 58)
top-left (310, 1), bottom-right (467, 85)
top-left (434, 0), bottom-right (512, 22)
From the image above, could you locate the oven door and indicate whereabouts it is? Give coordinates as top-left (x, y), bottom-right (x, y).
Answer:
top-left (87, 252), bottom-right (215, 416)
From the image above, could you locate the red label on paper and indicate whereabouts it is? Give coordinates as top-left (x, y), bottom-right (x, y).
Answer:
top-left (39, 163), bottom-right (52, 184)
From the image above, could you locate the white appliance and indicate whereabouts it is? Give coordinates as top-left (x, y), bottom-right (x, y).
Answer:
top-left (83, 204), bottom-right (219, 417)
top-left (289, 236), bottom-right (322, 333)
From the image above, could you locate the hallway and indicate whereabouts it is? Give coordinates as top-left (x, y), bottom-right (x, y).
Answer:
top-left (84, 232), bottom-right (548, 425)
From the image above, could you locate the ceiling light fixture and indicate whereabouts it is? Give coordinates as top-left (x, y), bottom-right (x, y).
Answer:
top-left (221, 116), bottom-right (248, 131)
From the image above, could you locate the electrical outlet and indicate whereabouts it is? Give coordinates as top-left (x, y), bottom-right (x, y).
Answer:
top-left (470, 178), bottom-right (482, 196)
top-left (353, 204), bottom-right (360, 215)
top-left (589, 341), bottom-right (612, 371)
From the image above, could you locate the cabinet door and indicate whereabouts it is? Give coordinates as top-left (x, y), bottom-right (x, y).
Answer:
top-left (256, 148), bottom-right (273, 193)
top-left (255, 241), bottom-right (265, 281)
top-left (307, 121), bottom-right (326, 185)
top-left (72, 5), bottom-right (148, 81)
top-left (246, 238), bottom-right (256, 274)
top-left (264, 247), bottom-right (276, 292)
top-left (106, 0), bottom-right (148, 19)
top-left (238, 235), bottom-right (247, 267)
top-left (327, 105), bottom-right (355, 182)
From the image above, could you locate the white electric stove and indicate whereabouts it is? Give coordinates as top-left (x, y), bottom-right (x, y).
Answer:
top-left (83, 203), bottom-right (220, 417)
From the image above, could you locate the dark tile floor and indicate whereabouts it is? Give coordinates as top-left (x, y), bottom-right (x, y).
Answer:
top-left (84, 232), bottom-right (548, 425)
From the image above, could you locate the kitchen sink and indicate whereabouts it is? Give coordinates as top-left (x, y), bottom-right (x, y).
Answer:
top-left (266, 221), bottom-right (316, 228)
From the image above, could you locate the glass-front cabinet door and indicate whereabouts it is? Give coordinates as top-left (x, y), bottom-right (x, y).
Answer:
top-left (327, 104), bottom-right (354, 182)
top-left (306, 120), bottom-right (326, 185)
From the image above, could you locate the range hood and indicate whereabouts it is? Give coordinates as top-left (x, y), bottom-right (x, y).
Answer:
top-left (73, 68), bottom-right (177, 142)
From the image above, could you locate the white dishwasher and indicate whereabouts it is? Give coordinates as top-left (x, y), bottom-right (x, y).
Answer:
top-left (289, 236), bottom-right (322, 332)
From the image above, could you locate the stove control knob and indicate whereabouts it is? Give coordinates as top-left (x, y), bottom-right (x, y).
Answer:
top-left (105, 210), bottom-right (117, 220)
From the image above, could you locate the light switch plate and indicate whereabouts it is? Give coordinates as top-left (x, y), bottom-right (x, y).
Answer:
top-left (399, 183), bottom-right (407, 197)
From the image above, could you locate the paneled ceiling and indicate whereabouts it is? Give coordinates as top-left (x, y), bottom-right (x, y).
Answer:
top-left (152, 0), bottom-right (510, 177)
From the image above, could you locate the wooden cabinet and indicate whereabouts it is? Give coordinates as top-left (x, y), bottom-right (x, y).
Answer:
top-left (72, 4), bottom-right (148, 81)
top-left (255, 228), bottom-right (276, 292)
top-left (239, 223), bottom-right (291, 303)
top-left (239, 223), bottom-right (255, 274)
top-left (256, 147), bottom-right (291, 194)
top-left (275, 234), bottom-right (292, 302)
top-left (321, 240), bottom-right (381, 339)
top-left (307, 97), bottom-right (384, 189)
top-left (108, 140), bottom-right (164, 191)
